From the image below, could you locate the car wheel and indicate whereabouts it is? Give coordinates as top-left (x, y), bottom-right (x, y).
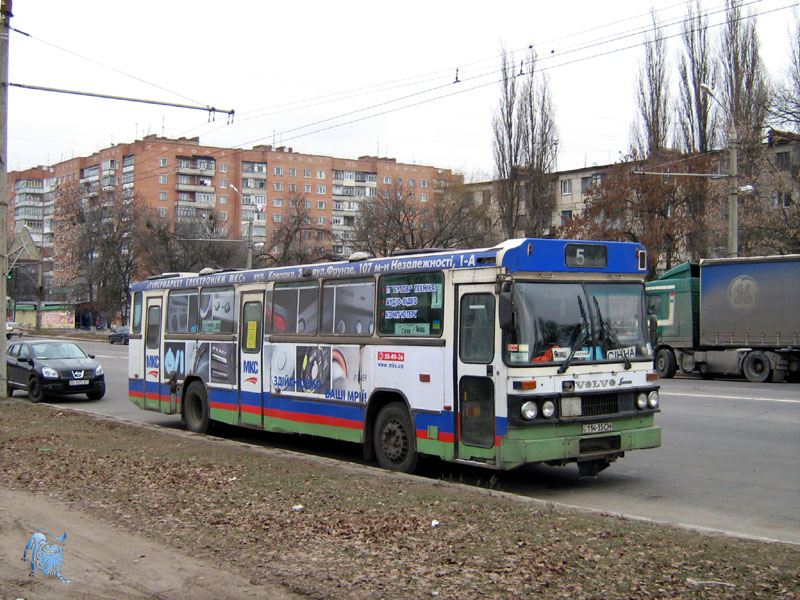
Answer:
top-left (373, 402), bottom-right (418, 473)
top-left (109, 338), bottom-right (115, 345)
top-left (28, 376), bottom-right (44, 403)
top-left (183, 381), bottom-right (210, 433)
top-left (6, 380), bottom-right (13, 397)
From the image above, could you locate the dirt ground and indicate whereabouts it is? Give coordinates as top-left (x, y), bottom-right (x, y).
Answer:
top-left (0, 399), bottom-right (798, 599)
top-left (0, 488), bottom-right (301, 600)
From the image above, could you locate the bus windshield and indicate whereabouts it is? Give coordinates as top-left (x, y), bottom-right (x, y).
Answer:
top-left (505, 282), bottom-right (651, 366)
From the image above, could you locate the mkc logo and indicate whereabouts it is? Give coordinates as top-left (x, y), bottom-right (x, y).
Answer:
top-left (243, 360), bottom-right (259, 385)
top-left (146, 355), bottom-right (160, 369)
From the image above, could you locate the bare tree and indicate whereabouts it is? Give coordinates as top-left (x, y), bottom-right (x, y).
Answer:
top-left (354, 180), bottom-right (489, 257)
top-left (631, 9), bottom-right (671, 158)
top-left (719, 0), bottom-right (769, 151)
top-left (136, 206), bottom-right (247, 274)
top-left (56, 183), bottom-right (144, 323)
top-left (260, 194), bottom-right (333, 267)
top-left (492, 46), bottom-right (523, 238)
top-left (771, 11), bottom-right (800, 131)
top-left (676, 0), bottom-right (718, 153)
top-left (518, 46), bottom-right (559, 235)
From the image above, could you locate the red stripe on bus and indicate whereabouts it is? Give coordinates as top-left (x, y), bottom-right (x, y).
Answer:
top-left (265, 408), bottom-right (362, 430)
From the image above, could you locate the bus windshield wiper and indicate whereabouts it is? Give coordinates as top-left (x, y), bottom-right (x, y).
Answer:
top-left (593, 296), bottom-right (631, 370)
top-left (558, 296), bottom-right (591, 374)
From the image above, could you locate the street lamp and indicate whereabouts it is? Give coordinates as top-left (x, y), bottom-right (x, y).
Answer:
top-left (700, 83), bottom-right (738, 257)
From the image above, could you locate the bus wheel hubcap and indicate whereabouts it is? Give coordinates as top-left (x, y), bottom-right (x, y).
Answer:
top-left (382, 419), bottom-right (407, 463)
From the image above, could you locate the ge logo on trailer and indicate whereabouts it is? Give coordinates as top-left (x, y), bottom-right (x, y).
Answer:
top-left (727, 275), bottom-right (759, 311)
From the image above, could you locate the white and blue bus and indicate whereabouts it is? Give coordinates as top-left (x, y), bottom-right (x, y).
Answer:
top-left (128, 238), bottom-right (660, 475)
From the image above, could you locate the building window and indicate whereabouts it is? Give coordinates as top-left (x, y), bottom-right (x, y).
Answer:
top-left (420, 193), bottom-right (428, 203)
top-left (274, 197), bottom-right (283, 207)
top-left (220, 163), bottom-right (228, 173)
top-left (776, 151), bottom-right (791, 171)
top-left (420, 179), bottom-right (428, 188)
top-left (304, 184), bottom-right (312, 193)
top-left (409, 178), bottom-right (415, 187)
top-left (561, 210), bottom-right (573, 225)
top-left (273, 182), bottom-right (283, 191)
top-left (219, 211), bottom-right (227, 221)
top-left (777, 192), bottom-right (793, 208)
top-left (157, 207), bottom-right (167, 217)
top-left (317, 201), bottom-right (326, 209)
top-left (317, 170), bottom-right (326, 179)
top-left (317, 185), bottom-right (326, 195)
top-left (288, 183), bottom-right (297, 193)
top-left (273, 213), bottom-right (282, 223)
top-left (159, 191), bottom-right (167, 201)
top-left (219, 195), bottom-right (227, 205)
top-left (317, 216), bottom-right (326, 225)
top-left (561, 179), bottom-right (572, 195)
top-left (383, 176), bottom-right (392, 184)
top-left (159, 174), bottom-right (167, 184)
top-left (159, 158), bottom-right (167, 167)
top-left (304, 169), bottom-right (311, 178)
top-left (219, 179), bottom-right (227, 189)
top-left (289, 168), bottom-right (296, 177)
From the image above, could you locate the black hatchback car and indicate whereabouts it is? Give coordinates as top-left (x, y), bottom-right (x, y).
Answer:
top-left (6, 340), bottom-right (105, 402)
top-left (108, 326), bottom-right (130, 345)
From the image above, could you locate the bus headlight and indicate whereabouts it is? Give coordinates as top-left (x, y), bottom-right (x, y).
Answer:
top-left (521, 401), bottom-right (538, 420)
top-left (542, 400), bottom-right (555, 418)
top-left (648, 391), bottom-right (659, 409)
top-left (636, 393), bottom-right (648, 409)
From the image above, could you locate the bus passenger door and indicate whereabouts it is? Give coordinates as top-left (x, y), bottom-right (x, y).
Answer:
top-left (143, 298), bottom-right (163, 411)
top-left (238, 292), bottom-right (265, 428)
top-left (455, 285), bottom-right (499, 461)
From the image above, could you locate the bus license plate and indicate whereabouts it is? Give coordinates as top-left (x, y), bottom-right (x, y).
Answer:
top-left (69, 379), bottom-right (88, 386)
top-left (582, 422), bottom-right (612, 434)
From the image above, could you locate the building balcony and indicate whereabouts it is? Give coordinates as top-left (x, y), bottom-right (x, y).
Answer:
top-left (176, 183), bottom-right (216, 193)
top-left (176, 166), bottom-right (216, 177)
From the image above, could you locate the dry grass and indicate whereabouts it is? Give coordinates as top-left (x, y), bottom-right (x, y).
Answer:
top-left (1, 399), bottom-right (797, 599)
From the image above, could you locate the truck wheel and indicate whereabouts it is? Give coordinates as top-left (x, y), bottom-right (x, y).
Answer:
top-left (742, 351), bottom-right (771, 383)
top-left (655, 348), bottom-right (677, 378)
top-left (373, 402), bottom-right (418, 473)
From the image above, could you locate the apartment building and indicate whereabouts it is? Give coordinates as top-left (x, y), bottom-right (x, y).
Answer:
top-left (7, 135), bottom-right (460, 301)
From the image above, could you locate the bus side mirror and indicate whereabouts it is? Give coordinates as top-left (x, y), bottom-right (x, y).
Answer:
top-left (498, 289), bottom-right (515, 331)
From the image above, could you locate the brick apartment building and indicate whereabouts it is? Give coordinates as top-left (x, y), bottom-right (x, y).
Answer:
top-left (7, 135), bottom-right (460, 302)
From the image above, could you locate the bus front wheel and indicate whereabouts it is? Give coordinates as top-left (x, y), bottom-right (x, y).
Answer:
top-left (183, 381), bottom-right (210, 433)
top-left (374, 403), bottom-right (418, 473)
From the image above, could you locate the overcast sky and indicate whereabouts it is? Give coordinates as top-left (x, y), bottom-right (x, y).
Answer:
top-left (6, 0), bottom-right (797, 178)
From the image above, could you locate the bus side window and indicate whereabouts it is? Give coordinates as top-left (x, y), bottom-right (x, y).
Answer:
top-left (322, 278), bottom-right (375, 335)
top-left (273, 282), bottom-right (318, 335)
top-left (460, 294), bottom-right (495, 363)
top-left (132, 292), bottom-right (143, 334)
top-left (146, 306), bottom-right (161, 349)
top-left (167, 289), bottom-right (199, 333)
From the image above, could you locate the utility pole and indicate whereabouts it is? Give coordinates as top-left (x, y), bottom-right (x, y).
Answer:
top-left (726, 125), bottom-right (739, 258)
top-left (0, 0), bottom-right (12, 391)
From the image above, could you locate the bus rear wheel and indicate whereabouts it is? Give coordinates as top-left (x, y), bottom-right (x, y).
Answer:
top-left (183, 381), bottom-right (210, 433)
top-left (374, 403), bottom-right (418, 473)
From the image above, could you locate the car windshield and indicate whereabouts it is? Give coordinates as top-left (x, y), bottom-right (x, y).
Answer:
top-left (31, 343), bottom-right (88, 360)
top-left (504, 281), bottom-right (652, 366)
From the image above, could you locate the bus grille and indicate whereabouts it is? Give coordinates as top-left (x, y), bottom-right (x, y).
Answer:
top-left (581, 394), bottom-right (619, 416)
top-left (580, 435), bottom-right (621, 454)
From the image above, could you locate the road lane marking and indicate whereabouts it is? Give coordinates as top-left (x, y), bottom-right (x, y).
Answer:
top-left (662, 391), bottom-right (800, 404)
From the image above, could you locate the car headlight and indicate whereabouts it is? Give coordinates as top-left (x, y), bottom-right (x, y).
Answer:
top-left (95, 364), bottom-right (104, 376)
top-left (521, 401), bottom-right (538, 420)
top-left (41, 366), bottom-right (59, 379)
top-left (542, 400), bottom-right (555, 418)
top-left (636, 392), bottom-right (648, 409)
top-left (648, 390), bottom-right (659, 408)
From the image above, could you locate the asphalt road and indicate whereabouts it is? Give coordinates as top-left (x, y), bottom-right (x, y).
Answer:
top-left (30, 338), bottom-right (800, 545)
